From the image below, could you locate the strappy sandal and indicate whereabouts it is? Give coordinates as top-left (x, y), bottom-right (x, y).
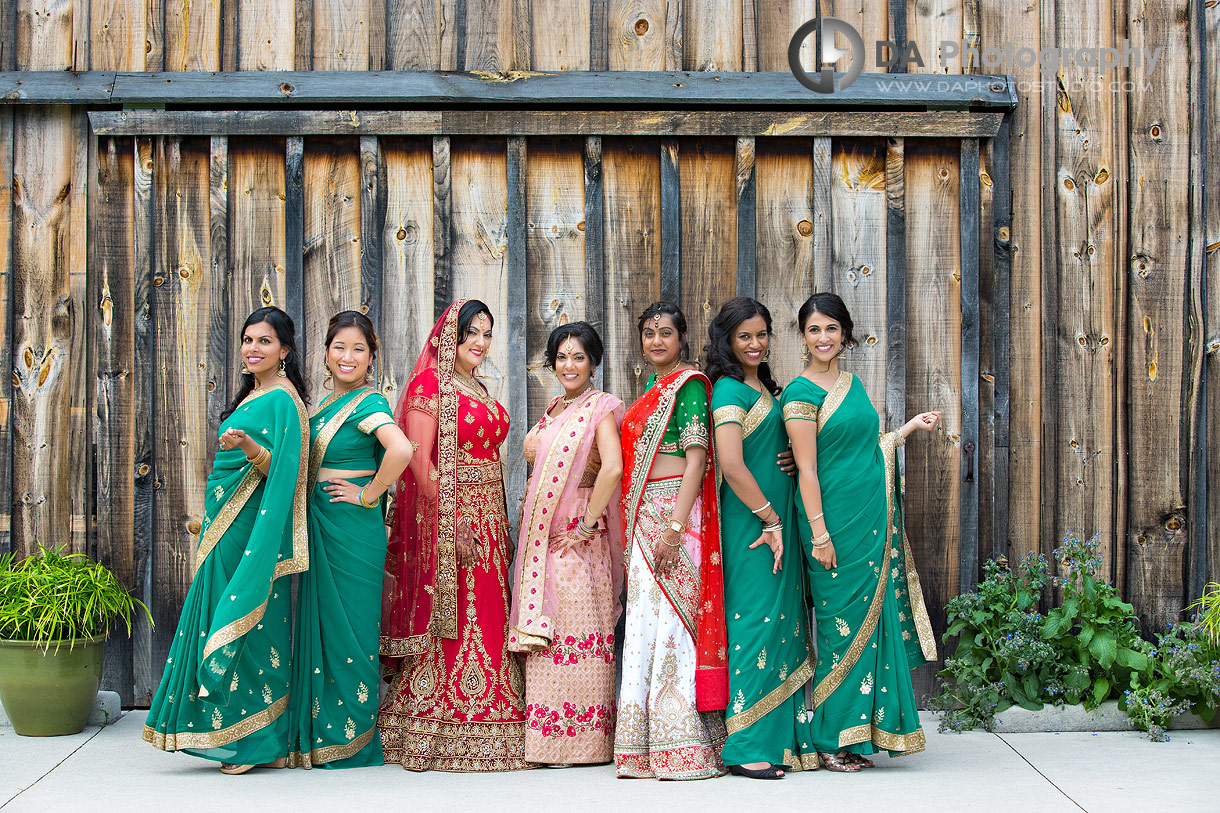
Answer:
top-left (728, 764), bottom-right (785, 780)
top-left (844, 752), bottom-right (875, 769)
top-left (817, 752), bottom-right (862, 773)
top-left (219, 763), bottom-right (255, 775)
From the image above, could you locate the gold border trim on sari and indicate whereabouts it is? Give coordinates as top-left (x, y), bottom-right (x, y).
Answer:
top-left (740, 391), bottom-right (772, 439)
top-left (286, 724), bottom-right (377, 768)
top-left (838, 722), bottom-right (926, 754)
top-left (725, 656), bottom-right (813, 735)
top-left (309, 388), bottom-right (377, 489)
top-left (781, 401), bottom-right (819, 422)
top-left (357, 411), bottom-right (395, 435)
top-left (201, 387), bottom-right (311, 663)
top-left (712, 405), bottom-right (747, 429)
top-left (816, 371), bottom-right (852, 432)
top-left (879, 431), bottom-right (937, 661)
top-left (142, 694), bottom-right (289, 751)
top-left (195, 468), bottom-right (261, 574)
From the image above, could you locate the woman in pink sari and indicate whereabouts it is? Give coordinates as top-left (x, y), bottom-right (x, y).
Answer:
top-left (509, 322), bottom-right (624, 766)
top-left (378, 299), bottom-right (529, 772)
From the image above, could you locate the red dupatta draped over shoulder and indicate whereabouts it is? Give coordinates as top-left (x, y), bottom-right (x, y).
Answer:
top-left (380, 300), bottom-right (468, 662)
top-left (620, 368), bottom-right (728, 711)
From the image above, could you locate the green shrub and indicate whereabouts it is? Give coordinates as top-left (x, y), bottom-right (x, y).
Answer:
top-left (0, 546), bottom-right (150, 650)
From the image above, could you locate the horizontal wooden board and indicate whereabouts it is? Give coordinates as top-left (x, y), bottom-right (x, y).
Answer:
top-left (89, 109), bottom-right (1006, 138)
top-left (5, 70), bottom-right (1018, 109)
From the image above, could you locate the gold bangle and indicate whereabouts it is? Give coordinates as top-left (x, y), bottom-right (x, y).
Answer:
top-left (358, 486), bottom-right (378, 508)
top-left (661, 533), bottom-right (682, 548)
top-left (245, 445), bottom-right (263, 463)
top-left (374, 472), bottom-right (395, 490)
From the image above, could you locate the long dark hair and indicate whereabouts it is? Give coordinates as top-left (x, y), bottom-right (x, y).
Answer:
top-left (703, 297), bottom-right (781, 396)
top-left (457, 300), bottom-right (494, 345)
top-left (221, 306), bottom-right (310, 421)
top-left (545, 321), bottom-right (604, 369)
top-left (325, 310), bottom-right (379, 379)
top-left (797, 292), bottom-right (857, 348)
top-left (637, 301), bottom-right (690, 361)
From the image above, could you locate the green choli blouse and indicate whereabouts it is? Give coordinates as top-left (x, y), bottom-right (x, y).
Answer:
top-left (646, 372), bottom-right (711, 457)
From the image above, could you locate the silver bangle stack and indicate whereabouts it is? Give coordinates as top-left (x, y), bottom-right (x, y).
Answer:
top-left (762, 519), bottom-right (784, 533)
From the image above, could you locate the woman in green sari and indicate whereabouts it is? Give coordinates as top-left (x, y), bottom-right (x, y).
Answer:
top-left (707, 298), bottom-right (817, 779)
top-left (144, 307), bottom-right (311, 774)
top-left (287, 311), bottom-right (412, 769)
top-left (783, 293), bottom-right (940, 772)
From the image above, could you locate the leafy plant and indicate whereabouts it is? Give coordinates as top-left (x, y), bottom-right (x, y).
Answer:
top-left (1122, 622), bottom-right (1220, 741)
top-left (0, 547), bottom-right (150, 651)
top-left (931, 533), bottom-right (1145, 732)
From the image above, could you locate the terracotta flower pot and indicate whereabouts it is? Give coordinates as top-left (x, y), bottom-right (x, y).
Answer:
top-left (0, 637), bottom-right (105, 736)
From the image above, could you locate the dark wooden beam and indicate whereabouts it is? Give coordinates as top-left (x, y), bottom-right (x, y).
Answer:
top-left (885, 137), bottom-right (906, 436)
top-left (735, 137), bottom-right (757, 298)
top-left (991, 115), bottom-right (1013, 564)
top-left (283, 137), bottom-right (306, 351)
top-left (359, 135), bottom-right (387, 337)
top-left (6, 70), bottom-right (1019, 109)
top-left (88, 109), bottom-right (1006, 138)
top-left (504, 136), bottom-right (528, 532)
top-left (660, 139), bottom-right (681, 306)
top-left (959, 138), bottom-right (981, 593)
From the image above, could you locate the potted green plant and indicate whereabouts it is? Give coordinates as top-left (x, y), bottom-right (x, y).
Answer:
top-left (0, 547), bottom-right (150, 736)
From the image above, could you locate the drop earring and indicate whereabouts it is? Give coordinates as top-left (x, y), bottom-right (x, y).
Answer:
top-left (801, 345), bottom-right (811, 363)
top-left (278, 360), bottom-right (288, 378)
top-left (241, 361), bottom-right (251, 375)
top-left (323, 365), bottom-right (333, 390)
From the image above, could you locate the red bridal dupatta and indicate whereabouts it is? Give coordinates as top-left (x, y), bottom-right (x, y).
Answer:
top-left (620, 368), bottom-right (728, 711)
top-left (508, 390), bottom-right (625, 652)
top-left (380, 300), bottom-right (468, 661)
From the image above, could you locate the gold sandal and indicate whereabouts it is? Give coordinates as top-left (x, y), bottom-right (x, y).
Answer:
top-left (844, 752), bottom-right (875, 769)
top-left (219, 763), bottom-right (255, 775)
top-left (817, 752), bottom-right (862, 773)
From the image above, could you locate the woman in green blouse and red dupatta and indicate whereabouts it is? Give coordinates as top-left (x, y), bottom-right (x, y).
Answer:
top-left (143, 307), bottom-right (310, 774)
top-left (783, 293), bottom-right (940, 772)
top-left (287, 311), bottom-right (412, 769)
top-left (707, 298), bottom-right (818, 779)
top-left (615, 302), bottom-right (728, 781)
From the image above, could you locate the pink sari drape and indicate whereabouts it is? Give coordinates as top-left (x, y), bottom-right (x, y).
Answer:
top-left (508, 390), bottom-right (624, 652)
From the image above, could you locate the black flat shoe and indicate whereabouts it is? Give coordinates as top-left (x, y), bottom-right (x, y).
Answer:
top-left (728, 764), bottom-right (785, 780)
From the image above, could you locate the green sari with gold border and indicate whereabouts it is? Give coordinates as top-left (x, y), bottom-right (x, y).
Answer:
top-left (712, 377), bottom-right (818, 771)
top-left (782, 371), bottom-right (937, 758)
top-left (287, 386), bottom-right (396, 769)
top-left (143, 385), bottom-right (309, 765)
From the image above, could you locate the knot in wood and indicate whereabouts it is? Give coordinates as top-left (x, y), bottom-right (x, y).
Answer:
top-left (634, 18), bottom-right (650, 36)
top-left (280, 83), bottom-right (295, 97)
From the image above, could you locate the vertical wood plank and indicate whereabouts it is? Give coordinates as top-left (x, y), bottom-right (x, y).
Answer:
top-left (811, 136), bottom-right (833, 292)
top-left (1, 0), bottom-right (13, 71)
top-left (0, 107), bottom-right (11, 553)
top-left (1051, 0), bottom-right (1124, 578)
top-left (683, 0), bottom-right (740, 70)
top-left (301, 136), bottom-right (363, 397)
top-left (144, 0), bottom-right (164, 71)
top-left (165, 0), bottom-right (223, 70)
top-left (206, 137), bottom-right (230, 442)
top-left (1186, 0), bottom-right (1208, 600)
top-left (823, 0), bottom-right (889, 74)
top-left (959, 138), bottom-right (981, 592)
top-left (92, 135), bottom-right (136, 702)
top-left (734, 136), bottom-right (756, 298)
top-left (150, 137), bottom-right (212, 688)
top-left (505, 136), bottom-right (528, 527)
top-left (678, 137), bottom-right (736, 364)
top-left (981, 0), bottom-right (1041, 566)
top-left (221, 0), bottom-right (239, 71)
top-left (659, 138), bottom-right (681, 307)
top-left (885, 137), bottom-right (907, 450)
top-left (756, 0), bottom-right (815, 72)
top-left (294, 0), bottom-right (314, 70)
top-left (227, 137), bottom-right (288, 392)
top-left (67, 108), bottom-right (90, 555)
top-left (386, 0), bottom-right (442, 69)
top-left (741, 0), bottom-right (757, 73)
top-left (432, 136), bottom-right (453, 319)
top-left (464, 0), bottom-right (514, 70)
top-left (312, 0), bottom-right (371, 69)
top-left (754, 138), bottom-right (814, 387)
top-left (10, 105), bottom-right (76, 557)
top-left (602, 137), bottom-right (661, 403)
top-left (589, 0), bottom-right (608, 71)
top-left (380, 136), bottom-right (434, 401)
top-left (284, 136), bottom-right (306, 349)
top-left (906, 0), bottom-right (962, 74)
top-left (831, 140), bottom-right (888, 420)
top-left (1125, 0), bottom-right (1191, 629)
top-left (584, 136), bottom-right (606, 390)
top-left (990, 115), bottom-right (1013, 564)
top-left (904, 138), bottom-right (962, 697)
top-left (525, 138), bottom-right (586, 422)
top-left (360, 135), bottom-right (387, 345)
top-left (88, 0), bottom-right (148, 70)
top-left (529, 0), bottom-right (589, 70)
top-left (130, 136), bottom-right (155, 700)
top-left (15, 0), bottom-right (74, 69)
top-left (237, 0), bottom-right (295, 69)
top-left (663, 0), bottom-right (681, 69)
top-left (1204, 0), bottom-right (1220, 587)
top-left (607, 0), bottom-right (669, 70)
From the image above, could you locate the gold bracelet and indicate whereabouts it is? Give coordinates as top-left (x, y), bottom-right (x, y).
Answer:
top-left (374, 472), bottom-right (395, 490)
top-left (661, 533), bottom-right (683, 548)
top-left (245, 445), bottom-right (263, 463)
top-left (247, 447), bottom-right (270, 469)
top-left (357, 486), bottom-right (378, 508)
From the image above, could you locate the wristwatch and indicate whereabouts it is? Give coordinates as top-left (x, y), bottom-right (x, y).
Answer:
top-left (668, 519), bottom-right (685, 534)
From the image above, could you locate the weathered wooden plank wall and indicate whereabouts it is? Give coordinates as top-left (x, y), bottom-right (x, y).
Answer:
top-left (0, 0), bottom-right (1213, 706)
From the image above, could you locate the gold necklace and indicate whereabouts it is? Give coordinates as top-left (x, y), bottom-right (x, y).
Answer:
top-left (655, 360), bottom-right (681, 378)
